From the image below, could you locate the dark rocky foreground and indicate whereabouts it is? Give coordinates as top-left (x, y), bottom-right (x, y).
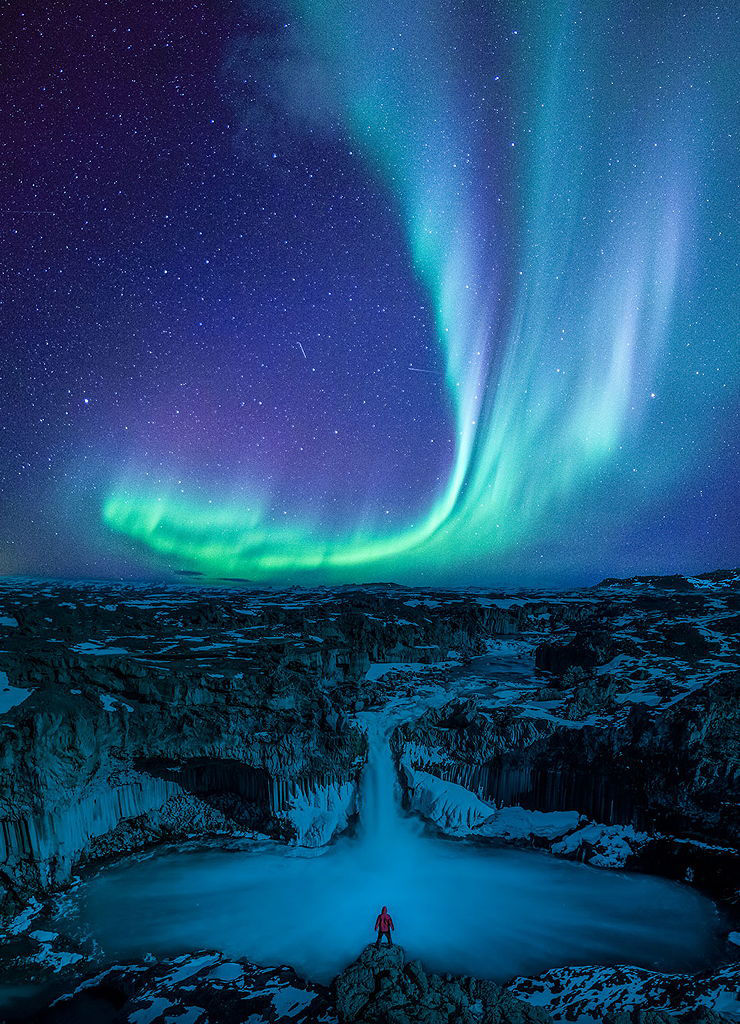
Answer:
top-left (0, 570), bottom-right (738, 1021)
top-left (14, 945), bottom-right (738, 1024)
top-left (12, 944), bottom-right (549, 1024)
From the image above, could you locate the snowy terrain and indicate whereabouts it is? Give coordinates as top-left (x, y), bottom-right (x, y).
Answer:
top-left (0, 570), bottom-right (737, 1022)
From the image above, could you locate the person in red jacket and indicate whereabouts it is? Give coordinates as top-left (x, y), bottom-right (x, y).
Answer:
top-left (374, 905), bottom-right (394, 947)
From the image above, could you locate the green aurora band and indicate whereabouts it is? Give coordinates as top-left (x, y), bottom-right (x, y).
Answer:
top-left (103, 0), bottom-right (713, 581)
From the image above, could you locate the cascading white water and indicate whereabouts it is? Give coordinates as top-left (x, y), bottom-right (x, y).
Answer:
top-left (356, 711), bottom-right (421, 854)
top-left (56, 710), bottom-right (721, 986)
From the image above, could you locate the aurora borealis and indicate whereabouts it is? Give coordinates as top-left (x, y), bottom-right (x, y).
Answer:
top-left (2, 0), bottom-right (738, 584)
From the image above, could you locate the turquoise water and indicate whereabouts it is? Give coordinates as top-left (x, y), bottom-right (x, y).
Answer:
top-left (70, 715), bottom-right (721, 985)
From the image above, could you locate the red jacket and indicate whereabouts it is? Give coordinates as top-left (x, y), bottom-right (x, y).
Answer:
top-left (375, 907), bottom-right (394, 933)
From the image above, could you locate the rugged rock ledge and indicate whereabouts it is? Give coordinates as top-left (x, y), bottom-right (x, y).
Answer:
top-left (334, 944), bottom-right (550, 1023)
top-left (19, 950), bottom-right (335, 1024)
top-left (394, 676), bottom-right (739, 898)
top-left (388, 571), bottom-right (739, 902)
top-left (508, 962), bottom-right (740, 1022)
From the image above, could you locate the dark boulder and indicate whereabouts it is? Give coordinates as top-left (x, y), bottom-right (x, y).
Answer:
top-left (534, 629), bottom-right (617, 677)
top-left (333, 944), bottom-right (553, 1024)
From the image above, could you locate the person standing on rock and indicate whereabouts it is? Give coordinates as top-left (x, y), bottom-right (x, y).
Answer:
top-left (374, 905), bottom-right (394, 947)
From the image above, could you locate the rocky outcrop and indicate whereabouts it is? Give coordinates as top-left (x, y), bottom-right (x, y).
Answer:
top-left (7, 946), bottom-right (738, 1024)
top-left (534, 628), bottom-right (622, 676)
top-left (394, 670), bottom-right (739, 898)
top-left (0, 670), bottom-right (366, 901)
top-left (508, 962), bottom-right (740, 1022)
top-left (18, 951), bottom-right (335, 1024)
top-left (334, 944), bottom-right (553, 1024)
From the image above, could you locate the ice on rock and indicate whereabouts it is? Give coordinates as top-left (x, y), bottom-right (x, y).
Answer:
top-left (482, 807), bottom-right (582, 842)
top-left (403, 764), bottom-right (581, 842)
top-left (402, 765), bottom-right (497, 833)
top-left (279, 780), bottom-right (359, 847)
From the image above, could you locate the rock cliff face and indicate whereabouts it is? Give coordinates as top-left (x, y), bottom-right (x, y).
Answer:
top-left (0, 571), bottom-right (737, 1022)
top-left (394, 676), bottom-right (738, 896)
top-left (0, 656), bottom-right (366, 898)
top-left (0, 581), bottom-right (520, 906)
top-left (390, 571), bottom-right (739, 898)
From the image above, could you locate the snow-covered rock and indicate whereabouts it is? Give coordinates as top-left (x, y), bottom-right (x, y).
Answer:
top-left (402, 765), bottom-right (497, 834)
top-left (278, 779), bottom-right (359, 847)
top-left (508, 962), bottom-right (740, 1021)
top-left (480, 806), bottom-right (581, 842)
top-left (22, 928), bottom-right (84, 973)
top-left (44, 951), bottom-right (336, 1023)
top-left (5, 896), bottom-right (42, 935)
top-left (550, 823), bottom-right (649, 868)
top-left (402, 764), bottom-right (581, 844)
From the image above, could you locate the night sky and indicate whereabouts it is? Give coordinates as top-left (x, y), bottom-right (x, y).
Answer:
top-left (1, 0), bottom-right (737, 586)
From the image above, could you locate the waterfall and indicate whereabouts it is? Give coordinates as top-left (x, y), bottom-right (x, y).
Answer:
top-left (356, 711), bottom-right (422, 860)
top-left (64, 708), bottom-right (720, 988)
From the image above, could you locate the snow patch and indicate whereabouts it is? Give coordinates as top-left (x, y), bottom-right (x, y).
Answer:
top-left (551, 823), bottom-right (649, 868)
top-left (164, 1008), bottom-right (205, 1024)
top-left (482, 806), bottom-right (581, 842)
top-left (0, 672), bottom-right (33, 715)
top-left (208, 961), bottom-right (245, 983)
top-left (27, 930), bottom-right (83, 972)
top-left (250, 982), bottom-right (318, 1019)
top-left (73, 642), bottom-right (129, 656)
top-left (99, 693), bottom-right (134, 713)
top-left (130, 996), bottom-right (174, 1024)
